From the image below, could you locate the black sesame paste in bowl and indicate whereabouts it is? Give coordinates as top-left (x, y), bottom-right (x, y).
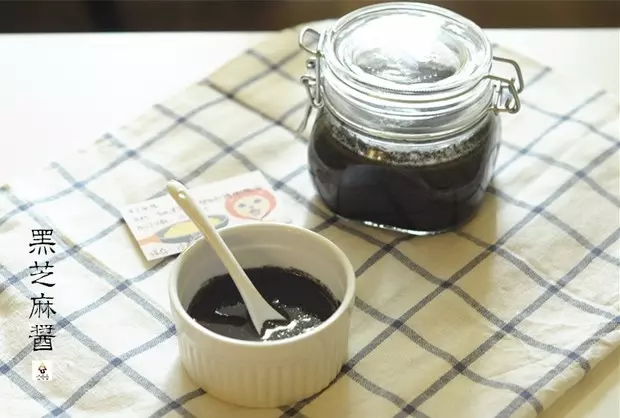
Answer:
top-left (298, 2), bottom-right (523, 235)
top-left (187, 266), bottom-right (339, 342)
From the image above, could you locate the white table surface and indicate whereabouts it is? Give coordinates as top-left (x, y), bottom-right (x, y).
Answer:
top-left (0, 29), bottom-right (618, 417)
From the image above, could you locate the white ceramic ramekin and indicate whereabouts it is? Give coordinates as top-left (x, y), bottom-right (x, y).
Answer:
top-left (169, 223), bottom-right (356, 408)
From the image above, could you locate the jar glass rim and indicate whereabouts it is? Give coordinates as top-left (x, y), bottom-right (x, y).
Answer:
top-left (320, 2), bottom-right (493, 99)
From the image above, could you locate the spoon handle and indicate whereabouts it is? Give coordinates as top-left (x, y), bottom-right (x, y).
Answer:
top-left (166, 180), bottom-right (284, 332)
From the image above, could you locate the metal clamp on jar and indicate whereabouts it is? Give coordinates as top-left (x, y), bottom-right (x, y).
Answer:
top-left (297, 2), bottom-right (524, 235)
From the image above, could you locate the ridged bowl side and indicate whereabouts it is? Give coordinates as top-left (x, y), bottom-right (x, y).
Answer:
top-left (178, 332), bottom-right (347, 408)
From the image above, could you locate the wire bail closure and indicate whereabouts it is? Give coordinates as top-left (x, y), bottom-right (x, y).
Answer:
top-left (488, 56), bottom-right (524, 114)
top-left (297, 26), bottom-right (525, 133)
top-left (298, 27), bottom-right (324, 133)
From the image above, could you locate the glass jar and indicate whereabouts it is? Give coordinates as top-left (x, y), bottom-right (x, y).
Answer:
top-left (297, 2), bottom-right (524, 235)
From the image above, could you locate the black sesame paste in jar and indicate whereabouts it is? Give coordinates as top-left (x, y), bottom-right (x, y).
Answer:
top-left (309, 108), bottom-right (501, 233)
top-left (298, 2), bottom-right (523, 235)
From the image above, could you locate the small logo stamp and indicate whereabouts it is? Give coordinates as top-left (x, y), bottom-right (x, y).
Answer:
top-left (32, 360), bottom-right (53, 381)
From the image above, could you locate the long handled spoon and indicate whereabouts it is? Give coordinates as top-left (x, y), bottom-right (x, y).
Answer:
top-left (167, 180), bottom-right (287, 336)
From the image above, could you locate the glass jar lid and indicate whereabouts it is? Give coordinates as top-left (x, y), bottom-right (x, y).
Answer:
top-left (322, 2), bottom-right (492, 97)
top-left (297, 2), bottom-right (524, 137)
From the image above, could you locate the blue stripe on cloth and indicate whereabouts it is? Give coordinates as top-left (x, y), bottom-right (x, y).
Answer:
top-left (0, 267), bottom-right (24, 296)
top-left (355, 298), bottom-right (544, 412)
top-left (123, 101), bottom-right (308, 202)
top-left (352, 222), bottom-right (599, 372)
top-left (310, 215), bottom-right (339, 233)
top-left (203, 53), bottom-right (310, 138)
top-left (279, 408), bottom-right (310, 418)
top-left (0, 359), bottom-right (62, 413)
top-left (393, 228), bottom-right (620, 417)
top-left (104, 134), bottom-right (177, 180)
top-left (487, 187), bottom-right (620, 266)
top-left (60, 320), bottom-right (195, 417)
top-left (389, 249), bottom-right (592, 368)
top-left (523, 67), bottom-right (552, 87)
top-left (458, 230), bottom-right (617, 320)
top-left (284, 359), bottom-right (431, 418)
top-left (496, 309), bottom-right (620, 416)
top-left (52, 164), bottom-right (124, 218)
top-left (353, 236), bottom-right (578, 372)
top-left (494, 90), bottom-right (606, 178)
top-left (246, 49), bottom-right (300, 83)
top-left (346, 366), bottom-right (433, 418)
top-left (199, 79), bottom-right (308, 140)
top-left (148, 389), bottom-right (204, 418)
top-left (522, 97), bottom-right (619, 146)
top-left (499, 141), bottom-right (620, 208)
top-left (225, 48), bottom-right (303, 94)
top-left (354, 236), bottom-right (414, 277)
top-left (2, 273), bottom-right (193, 417)
top-left (43, 327), bottom-right (178, 417)
top-left (270, 164), bottom-right (309, 191)
top-left (398, 130), bottom-right (620, 326)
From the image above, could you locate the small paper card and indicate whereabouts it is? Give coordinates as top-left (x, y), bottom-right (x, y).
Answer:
top-left (121, 171), bottom-right (290, 261)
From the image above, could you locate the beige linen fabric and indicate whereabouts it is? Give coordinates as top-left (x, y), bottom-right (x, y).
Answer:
top-left (1, 23), bottom-right (619, 418)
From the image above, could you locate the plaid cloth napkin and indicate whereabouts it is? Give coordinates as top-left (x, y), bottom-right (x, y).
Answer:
top-left (1, 22), bottom-right (619, 418)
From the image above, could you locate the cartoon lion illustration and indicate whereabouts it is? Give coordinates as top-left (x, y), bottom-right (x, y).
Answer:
top-left (225, 188), bottom-right (277, 220)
